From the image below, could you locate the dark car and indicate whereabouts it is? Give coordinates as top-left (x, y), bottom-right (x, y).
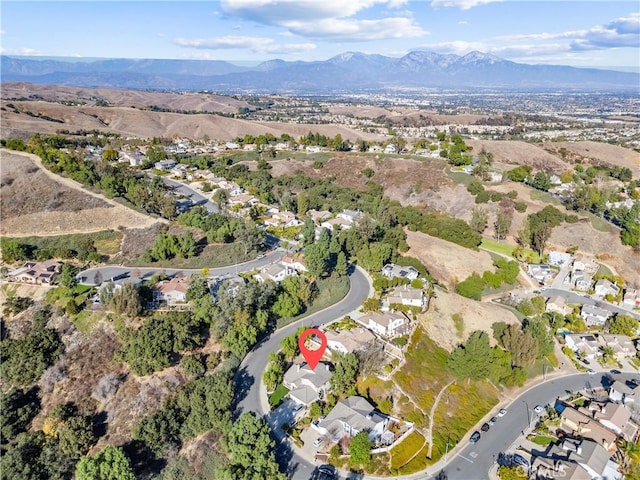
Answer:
top-left (470, 431), bottom-right (481, 443)
top-left (489, 417), bottom-right (498, 425)
top-left (481, 423), bottom-right (490, 432)
top-left (610, 369), bottom-right (621, 374)
top-left (317, 464), bottom-right (337, 480)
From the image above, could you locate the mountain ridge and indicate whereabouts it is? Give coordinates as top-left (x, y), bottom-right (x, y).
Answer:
top-left (1, 50), bottom-right (638, 92)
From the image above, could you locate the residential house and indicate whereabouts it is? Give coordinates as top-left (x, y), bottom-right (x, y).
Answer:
top-left (573, 257), bottom-right (599, 275)
top-left (283, 362), bottom-right (332, 406)
top-left (598, 334), bottom-right (635, 359)
top-left (224, 142), bottom-right (240, 150)
top-left (279, 254), bottom-right (308, 273)
top-left (532, 439), bottom-right (621, 480)
top-left (315, 396), bottom-right (389, 442)
top-left (307, 209), bottom-right (332, 225)
top-left (594, 279), bottom-right (620, 299)
top-left (217, 180), bottom-right (244, 196)
top-left (549, 174), bottom-right (562, 186)
top-left (546, 295), bottom-right (571, 316)
top-left (121, 151), bottom-right (143, 167)
top-left (557, 406), bottom-right (618, 451)
top-left (154, 159), bottom-right (176, 170)
top-left (608, 380), bottom-right (639, 404)
top-left (337, 209), bottom-right (362, 225)
top-left (548, 251), bottom-right (573, 268)
top-left (527, 263), bottom-right (553, 285)
top-left (320, 217), bottom-right (353, 232)
top-left (227, 193), bottom-right (258, 207)
top-left (324, 328), bottom-right (376, 354)
top-left (572, 271), bottom-right (593, 292)
top-left (264, 211), bottom-right (302, 228)
top-left (170, 164), bottom-right (189, 177)
top-left (381, 263), bottom-right (420, 281)
top-left (564, 334), bottom-right (600, 360)
top-left (385, 285), bottom-right (426, 310)
top-left (253, 263), bottom-right (297, 283)
top-left (587, 402), bottom-right (633, 438)
top-left (153, 277), bottom-right (189, 306)
top-left (623, 288), bottom-right (640, 308)
top-left (8, 261), bottom-right (62, 285)
top-left (580, 305), bottom-right (610, 327)
top-left (360, 312), bottom-right (410, 337)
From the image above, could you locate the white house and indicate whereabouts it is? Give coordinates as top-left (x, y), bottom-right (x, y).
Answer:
top-left (381, 263), bottom-right (420, 281)
top-left (623, 288), bottom-right (640, 308)
top-left (385, 285), bottom-right (426, 310)
top-left (360, 311), bottom-right (410, 337)
top-left (320, 217), bottom-right (353, 231)
top-left (547, 251), bottom-right (572, 267)
top-left (609, 380), bottom-right (639, 404)
top-left (580, 305), bottom-right (610, 327)
top-left (564, 334), bottom-right (600, 359)
top-left (598, 334), bottom-right (636, 359)
top-left (324, 328), bottom-right (376, 354)
top-left (283, 362), bottom-right (332, 406)
top-left (279, 254), bottom-right (308, 273)
top-left (527, 264), bottom-right (553, 284)
top-left (572, 271), bottom-right (593, 291)
top-left (253, 263), bottom-right (297, 283)
top-left (154, 159), bottom-right (176, 170)
top-left (153, 277), bottom-right (189, 305)
top-left (594, 279), bottom-right (620, 299)
top-left (264, 211), bottom-right (302, 228)
top-left (315, 396), bottom-right (389, 442)
top-left (337, 209), bottom-right (362, 225)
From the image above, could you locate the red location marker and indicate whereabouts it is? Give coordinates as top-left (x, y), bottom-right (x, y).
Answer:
top-left (298, 328), bottom-right (327, 370)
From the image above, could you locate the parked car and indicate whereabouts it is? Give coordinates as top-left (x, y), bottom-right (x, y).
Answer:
top-left (313, 437), bottom-right (323, 448)
top-left (512, 454), bottom-right (529, 469)
top-left (610, 369), bottom-right (621, 374)
top-left (534, 405), bottom-right (544, 414)
top-left (587, 369), bottom-right (597, 375)
top-left (489, 417), bottom-right (498, 425)
top-left (470, 431), bottom-right (481, 443)
top-left (317, 464), bottom-right (336, 480)
top-left (481, 423), bottom-right (490, 432)
top-left (497, 409), bottom-right (508, 417)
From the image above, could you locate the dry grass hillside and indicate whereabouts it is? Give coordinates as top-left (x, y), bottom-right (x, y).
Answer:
top-left (420, 289), bottom-right (520, 352)
top-left (2, 82), bottom-right (250, 113)
top-left (466, 139), bottom-right (569, 174)
top-left (1, 100), bottom-right (383, 142)
top-left (0, 149), bottom-right (162, 236)
top-left (404, 230), bottom-right (495, 288)
top-left (543, 140), bottom-right (640, 179)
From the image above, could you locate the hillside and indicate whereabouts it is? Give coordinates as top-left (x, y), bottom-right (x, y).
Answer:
top-left (465, 139), bottom-right (569, 174)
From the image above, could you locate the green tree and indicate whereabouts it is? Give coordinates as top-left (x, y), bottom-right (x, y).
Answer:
top-left (75, 446), bottom-right (136, 480)
top-left (349, 432), bottom-right (372, 466)
top-left (494, 208), bottom-right (513, 241)
top-left (524, 318), bottom-right (555, 359)
top-left (446, 331), bottom-right (493, 381)
top-left (58, 415), bottom-right (96, 459)
top-left (280, 335), bottom-right (299, 360)
top-left (221, 412), bottom-right (286, 480)
top-left (501, 324), bottom-right (538, 367)
top-left (455, 272), bottom-right (485, 300)
top-left (109, 283), bottom-right (143, 317)
top-left (212, 189), bottom-right (229, 212)
top-left (335, 251), bottom-right (348, 276)
top-left (330, 352), bottom-right (359, 396)
top-left (608, 314), bottom-right (639, 337)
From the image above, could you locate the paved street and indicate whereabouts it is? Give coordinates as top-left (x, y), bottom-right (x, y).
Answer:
top-left (160, 175), bottom-right (219, 214)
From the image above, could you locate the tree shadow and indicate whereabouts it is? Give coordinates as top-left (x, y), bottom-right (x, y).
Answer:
top-left (121, 439), bottom-right (166, 479)
top-left (233, 365), bottom-right (255, 408)
top-left (91, 410), bottom-right (108, 439)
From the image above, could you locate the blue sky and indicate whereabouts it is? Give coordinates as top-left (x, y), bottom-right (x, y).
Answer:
top-left (1, 1), bottom-right (639, 70)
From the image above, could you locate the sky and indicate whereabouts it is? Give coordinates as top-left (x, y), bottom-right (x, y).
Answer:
top-left (1, 0), bottom-right (639, 71)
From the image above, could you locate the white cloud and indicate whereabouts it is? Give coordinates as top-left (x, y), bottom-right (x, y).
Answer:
top-left (284, 17), bottom-right (427, 41)
top-left (219, 0), bottom-right (425, 41)
top-left (0, 46), bottom-right (45, 56)
top-left (174, 35), bottom-right (315, 54)
top-left (430, 0), bottom-right (502, 10)
top-left (457, 20), bottom-right (469, 25)
top-left (0, 30), bottom-right (6, 35)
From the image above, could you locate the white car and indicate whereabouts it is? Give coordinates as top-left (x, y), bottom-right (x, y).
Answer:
top-left (587, 369), bottom-right (597, 375)
top-left (497, 409), bottom-right (507, 417)
top-left (313, 437), bottom-right (323, 448)
top-left (534, 405), bottom-right (544, 414)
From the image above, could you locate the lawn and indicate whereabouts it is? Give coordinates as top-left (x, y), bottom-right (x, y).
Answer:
top-left (73, 310), bottom-right (102, 334)
top-left (390, 431), bottom-right (426, 471)
top-left (397, 443), bottom-right (431, 474)
top-left (480, 238), bottom-right (516, 257)
top-left (269, 384), bottom-right (290, 408)
top-left (529, 189), bottom-right (561, 205)
top-left (530, 435), bottom-right (557, 446)
top-left (446, 170), bottom-right (475, 186)
top-left (584, 213), bottom-right (618, 233)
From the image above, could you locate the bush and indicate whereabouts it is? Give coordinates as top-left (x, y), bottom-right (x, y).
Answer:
top-left (456, 273), bottom-right (485, 300)
top-left (475, 191), bottom-right (490, 204)
top-left (514, 202), bottom-right (528, 213)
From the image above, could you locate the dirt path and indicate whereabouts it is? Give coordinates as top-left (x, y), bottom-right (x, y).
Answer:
top-left (426, 380), bottom-right (455, 459)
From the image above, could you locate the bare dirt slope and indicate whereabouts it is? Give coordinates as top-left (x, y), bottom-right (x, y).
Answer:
top-left (0, 149), bottom-right (163, 236)
top-left (466, 139), bottom-right (569, 174)
top-left (543, 140), bottom-right (640, 179)
top-left (404, 230), bottom-right (495, 288)
top-left (420, 289), bottom-right (520, 352)
top-left (2, 82), bottom-right (250, 113)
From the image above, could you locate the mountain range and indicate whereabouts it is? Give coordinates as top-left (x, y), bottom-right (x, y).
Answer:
top-left (1, 51), bottom-right (638, 93)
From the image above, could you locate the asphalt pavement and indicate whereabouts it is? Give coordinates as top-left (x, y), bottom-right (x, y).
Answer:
top-left (160, 175), bottom-right (219, 213)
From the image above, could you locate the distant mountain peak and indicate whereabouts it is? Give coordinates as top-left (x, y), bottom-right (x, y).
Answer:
top-left (459, 50), bottom-right (504, 64)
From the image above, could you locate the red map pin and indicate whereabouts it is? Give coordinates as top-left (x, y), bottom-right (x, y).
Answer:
top-left (298, 328), bottom-right (327, 370)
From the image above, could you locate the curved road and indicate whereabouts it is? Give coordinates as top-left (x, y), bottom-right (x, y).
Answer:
top-left (235, 266), bottom-right (371, 480)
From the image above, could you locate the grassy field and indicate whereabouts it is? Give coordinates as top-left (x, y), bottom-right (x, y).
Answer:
top-left (530, 189), bottom-right (561, 205)
top-left (397, 443), bottom-right (431, 474)
top-left (6, 230), bottom-right (123, 256)
top-left (480, 238), bottom-right (515, 257)
top-left (530, 435), bottom-right (557, 446)
top-left (129, 242), bottom-right (253, 269)
top-left (584, 213), bottom-right (618, 233)
top-left (446, 170), bottom-right (475, 186)
top-left (72, 310), bottom-right (102, 334)
top-left (390, 431), bottom-right (426, 471)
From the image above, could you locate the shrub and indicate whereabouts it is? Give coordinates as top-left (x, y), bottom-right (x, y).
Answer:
top-left (475, 191), bottom-right (490, 204)
top-left (514, 202), bottom-right (528, 212)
